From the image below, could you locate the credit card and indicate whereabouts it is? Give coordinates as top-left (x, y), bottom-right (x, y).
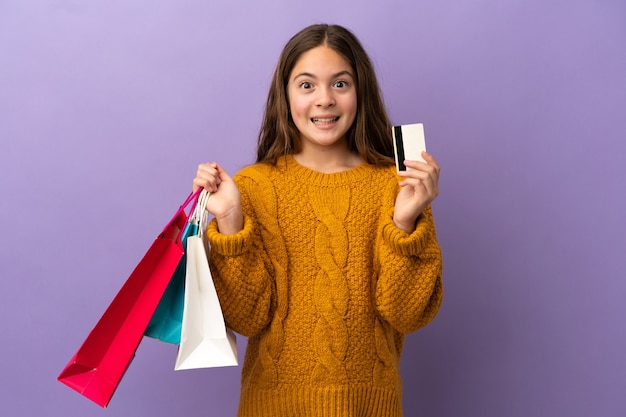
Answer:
top-left (392, 123), bottom-right (426, 172)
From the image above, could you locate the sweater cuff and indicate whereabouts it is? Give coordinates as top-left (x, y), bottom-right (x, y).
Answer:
top-left (381, 208), bottom-right (430, 257)
top-left (206, 214), bottom-right (253, 256)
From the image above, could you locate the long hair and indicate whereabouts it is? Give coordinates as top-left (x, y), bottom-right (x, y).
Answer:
top-left (256, 24), bottom-right (394, 166)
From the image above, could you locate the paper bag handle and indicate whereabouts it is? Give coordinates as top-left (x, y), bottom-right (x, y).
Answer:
top-left (161, 188), bottom-right (203, 235)
top-left (190, 189), bottom-right (211, 238)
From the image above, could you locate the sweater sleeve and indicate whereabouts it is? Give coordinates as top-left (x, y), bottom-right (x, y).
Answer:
top-left (206, 176), bottom-right (275, 337)
top-left (374, 204), bottom-right (443, 334)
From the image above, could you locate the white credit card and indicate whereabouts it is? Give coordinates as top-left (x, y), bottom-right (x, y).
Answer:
top-left (392, 123), bottom-right (426, 172)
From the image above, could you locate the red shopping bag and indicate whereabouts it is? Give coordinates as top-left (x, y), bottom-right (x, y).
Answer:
top-left (57, 190), bottom-right (200, 407)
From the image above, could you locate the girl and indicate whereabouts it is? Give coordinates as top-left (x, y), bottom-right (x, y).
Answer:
top-left (193, 23), bottom-right (442, 417)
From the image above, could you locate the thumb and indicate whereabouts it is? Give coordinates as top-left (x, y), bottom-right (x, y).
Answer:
top-left (213, 163), bottom-right (233, 183)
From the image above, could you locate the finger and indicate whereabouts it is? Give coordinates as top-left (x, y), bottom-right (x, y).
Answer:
top-left (212, 162), bottom-right (233, 183)
top-left (398, 178), bottom-right (425, 193)
top-left (197, 162), bottom-right (219, 177)
top-left (403, 158), bottom-right (436, 172)
top-left (193, 162), bottom-right (222, 192)
top-left (193, 178), bottom-right (217, 193)
top-left (398, 165), bottom-right (431, 181)
top-left (402, 153), bottom-right (440, 174)
top-left (399, 174), bottom-right (438, 200)
top-left (402, 160), bottom-right (439, 185)
top-left (421, 151), bottom-right (441, 173)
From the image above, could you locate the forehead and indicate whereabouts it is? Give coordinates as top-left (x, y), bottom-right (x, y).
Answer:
top-left (290, 46), bottom-right (353, 78)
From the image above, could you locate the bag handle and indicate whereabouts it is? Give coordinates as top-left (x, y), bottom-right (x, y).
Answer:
top-left (191, 189), bottom-right (211, 238)
top-left (161, 188), bottom-right (203, 235)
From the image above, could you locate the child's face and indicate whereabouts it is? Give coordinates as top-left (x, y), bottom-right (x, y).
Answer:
top-left (287, 46), bottom-right (357, 153)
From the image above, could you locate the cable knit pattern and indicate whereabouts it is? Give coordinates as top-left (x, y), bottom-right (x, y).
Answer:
top-left (309, 184), bottom-right (351, 384)
top-left (237, 168), bottom-right (289, 388)
top-left (206, 155), bottom-right (443, 417)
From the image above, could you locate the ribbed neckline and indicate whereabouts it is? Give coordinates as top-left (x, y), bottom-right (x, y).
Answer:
top-left (279, 154), bottom-right (373, 187)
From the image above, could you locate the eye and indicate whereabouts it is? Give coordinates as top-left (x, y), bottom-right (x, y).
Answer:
top-left (334, 80), bottom-right (349, 88)
top-left (299, 81), bottom-right (313, 89)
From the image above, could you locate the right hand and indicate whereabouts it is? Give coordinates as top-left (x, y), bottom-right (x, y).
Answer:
top-left (193, 162), bottom-right (243, 235)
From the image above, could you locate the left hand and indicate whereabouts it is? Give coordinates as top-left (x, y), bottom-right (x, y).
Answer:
top-left (393, 151), bottom-right (440, 233)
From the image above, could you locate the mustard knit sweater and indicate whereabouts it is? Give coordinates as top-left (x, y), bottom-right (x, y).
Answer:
top-left (207, 155), bottom-right (443, 417)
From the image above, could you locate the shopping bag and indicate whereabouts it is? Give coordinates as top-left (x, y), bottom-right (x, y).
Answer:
top-left (143, 219), bottom-right (199, 344)
top-left (175, 190), bottom-right (238, 370)
top-left (57, 189), bottom-right (201, 407)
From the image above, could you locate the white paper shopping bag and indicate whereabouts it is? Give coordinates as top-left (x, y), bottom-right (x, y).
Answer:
top-left (175, 190), bottom-right (238, 370)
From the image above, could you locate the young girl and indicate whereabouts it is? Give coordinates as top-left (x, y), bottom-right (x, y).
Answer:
top-left (193, 23), bottom-right (442, 417)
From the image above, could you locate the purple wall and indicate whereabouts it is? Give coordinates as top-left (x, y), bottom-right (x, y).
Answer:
top-left (1, 1), bottom-right (624, 416)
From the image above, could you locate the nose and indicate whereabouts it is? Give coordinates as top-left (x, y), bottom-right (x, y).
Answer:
top-left (315, 86), bottom-right (335, 108)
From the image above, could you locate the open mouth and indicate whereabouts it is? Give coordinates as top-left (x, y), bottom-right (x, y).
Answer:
top-left (311, 117), bottom-right (339, 125)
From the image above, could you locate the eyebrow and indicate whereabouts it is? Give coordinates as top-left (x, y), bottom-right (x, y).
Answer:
top-left (292, 70), bottom-right (354, 80)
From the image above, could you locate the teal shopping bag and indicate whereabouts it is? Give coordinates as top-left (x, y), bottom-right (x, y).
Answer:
top-left (144, 219), bottom-right (199, 344)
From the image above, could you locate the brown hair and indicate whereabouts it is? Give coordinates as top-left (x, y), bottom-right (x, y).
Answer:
top-left (256, 24), bottom-right (394, 166)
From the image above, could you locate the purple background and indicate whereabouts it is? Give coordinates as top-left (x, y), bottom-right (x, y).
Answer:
top-left (1, 1), bottom-right (625, 416)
